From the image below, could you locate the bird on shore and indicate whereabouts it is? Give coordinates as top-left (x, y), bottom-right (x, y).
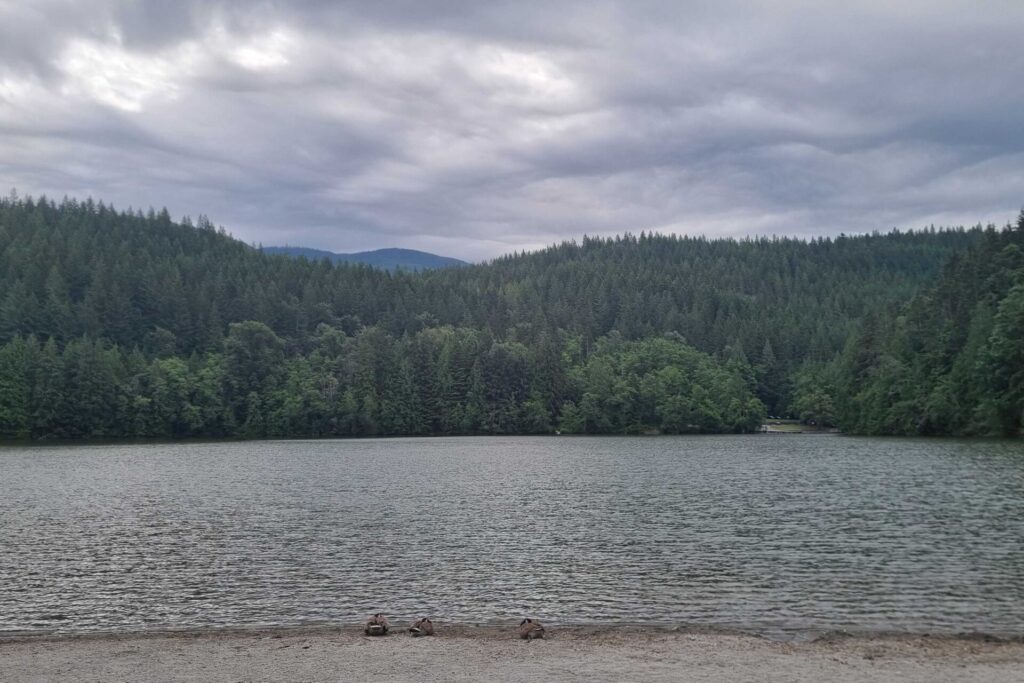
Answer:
top-left (409, 617), bottom-right (434, 637)
top-left (519, 618), bottom-right (545, 640)
top-left (365, 613), bottom-right (389, 636)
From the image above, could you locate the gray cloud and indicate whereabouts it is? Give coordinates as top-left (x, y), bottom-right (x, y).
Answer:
top-left (1, 0), bottom-right (1022, 260)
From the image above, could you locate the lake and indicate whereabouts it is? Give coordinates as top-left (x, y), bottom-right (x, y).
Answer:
top-left (1, 435), bottom-right (1022, 639)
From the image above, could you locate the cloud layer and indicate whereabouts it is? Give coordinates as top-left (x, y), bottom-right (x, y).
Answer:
top-left (1, 0), bottom-right (1022, 260)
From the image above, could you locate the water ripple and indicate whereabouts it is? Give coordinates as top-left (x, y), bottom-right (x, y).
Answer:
top-left (1, 435), bottom-right (1023, 638)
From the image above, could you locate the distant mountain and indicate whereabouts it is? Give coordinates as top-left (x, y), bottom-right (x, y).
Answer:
top-left (263, 246), bottom-right (467, 271)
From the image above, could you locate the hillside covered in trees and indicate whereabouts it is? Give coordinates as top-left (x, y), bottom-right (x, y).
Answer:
top-left (792, 214), bottom-right (1024, 436)
top-left (0, 193), bottom-right (1014, 440)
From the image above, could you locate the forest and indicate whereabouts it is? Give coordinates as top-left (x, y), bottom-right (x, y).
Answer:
top-left (795, 216), bottom-right (1024, 435)
top-left (0, 192), bottom-right (1019, 440)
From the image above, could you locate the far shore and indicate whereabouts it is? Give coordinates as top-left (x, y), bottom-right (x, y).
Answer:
top-left (3, 625), bottom-right (1023, 682)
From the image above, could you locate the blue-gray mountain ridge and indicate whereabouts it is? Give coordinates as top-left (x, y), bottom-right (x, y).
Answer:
top-left (262, 246), bottom-right (467, 271)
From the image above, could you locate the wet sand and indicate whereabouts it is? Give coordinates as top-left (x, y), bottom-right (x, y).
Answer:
top-left (3, 625), bottom-right (1023, 682)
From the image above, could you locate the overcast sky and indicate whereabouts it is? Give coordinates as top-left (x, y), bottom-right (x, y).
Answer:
top-left (1, 1), bottom-right (1022, 261)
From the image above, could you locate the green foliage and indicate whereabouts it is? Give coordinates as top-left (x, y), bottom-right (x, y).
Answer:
top-left (983, 281), bottom-right (1024, 432)
top-left (0, 336), bottom-right (33, 437)
top-left (566, 336), bottom-right (766, 434)
top-left (0, 325), bottom-right (763, 439)
top-left (789, 362), bottom-right (838, 427)
top-left (0, 192), bottom-right (1010, 440)
top-left (804, 221), bottom-right (1024, 436)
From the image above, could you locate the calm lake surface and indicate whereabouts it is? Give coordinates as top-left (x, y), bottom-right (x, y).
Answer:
top-left (2, 435), bottom-right (1023, 639)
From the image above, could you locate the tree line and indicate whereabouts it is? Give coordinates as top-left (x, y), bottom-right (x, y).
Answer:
top-left (0, 192), bottom-right (1013, 440)
top-left (790, 213), bottom-right (1024, 436)
top-left (0, 323), bottom-right (765, 439)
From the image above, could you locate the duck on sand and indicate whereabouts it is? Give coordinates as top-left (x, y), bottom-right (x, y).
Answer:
top-left (519, 619), bottom-right (545, 640)
top-left (364, 614), bottom-right (389, 636)
top-left (408, 618), bottom-right (434, 637)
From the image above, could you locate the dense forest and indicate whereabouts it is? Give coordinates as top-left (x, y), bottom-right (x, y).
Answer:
top-left (0, 192), bottom-right (1018, 440)
top-left (791, 214), bottom-right (1024, 435)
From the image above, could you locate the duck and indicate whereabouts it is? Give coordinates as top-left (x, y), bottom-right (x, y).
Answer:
top-left (518, 618), bottom-right (545, 640)
top-left (408, 617), bottom-right (434, 637)
top-left (364, 613), bottom-right (389, 636)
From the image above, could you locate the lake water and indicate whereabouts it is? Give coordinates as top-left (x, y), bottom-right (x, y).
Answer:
top-left (2, 435), bottom-right (1023, 639)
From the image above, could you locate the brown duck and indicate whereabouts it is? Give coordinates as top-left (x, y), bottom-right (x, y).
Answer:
top-left (409, 617), bottom-right (434, 637)
top-left (364, 613), bottom-right (389, 636)
top-left (518, 618), bottom-right (545, 640)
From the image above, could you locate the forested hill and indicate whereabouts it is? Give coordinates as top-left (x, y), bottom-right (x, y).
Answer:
top-left (0, 194), bottom-right (992, 439)
top-left (794, 213), bottom-right (1024, 436)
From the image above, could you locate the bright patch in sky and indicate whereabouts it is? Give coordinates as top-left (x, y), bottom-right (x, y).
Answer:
top-left (58, 36), bottom-right (199, 112)
top-left (227, 28), bottom-right (293, 71)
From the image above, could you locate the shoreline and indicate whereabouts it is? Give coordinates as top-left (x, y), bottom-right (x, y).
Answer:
top-left (3, 432), bottom-right (1019, 449)
top-left (4, 621), bottom-right (1024, 645)
top-left (4, 625), bottom-right (1024, 682)
top-left (0, 432), bottom-right (798, 447)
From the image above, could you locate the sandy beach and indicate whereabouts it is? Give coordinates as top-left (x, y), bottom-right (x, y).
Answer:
top-left (2, 625), bottom-right (1022, 682)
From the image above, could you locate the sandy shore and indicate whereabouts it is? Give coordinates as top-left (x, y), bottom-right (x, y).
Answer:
top-left (2, 625), bottom-right (1023, 682)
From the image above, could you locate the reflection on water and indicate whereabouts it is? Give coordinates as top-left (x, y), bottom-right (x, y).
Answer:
top-left (1, 435), bottom-right (1022, 637)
